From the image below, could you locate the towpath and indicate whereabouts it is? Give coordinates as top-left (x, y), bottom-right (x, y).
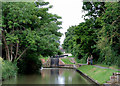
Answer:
top-left (68, 57), bottom-right (120, 71)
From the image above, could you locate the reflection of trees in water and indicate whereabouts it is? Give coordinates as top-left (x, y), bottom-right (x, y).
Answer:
top-left (0, 45), bottom-right (2, 57)
top-left (40, 68), bottom-right (88, 84)
top-left (41, 70), bottom-right (45, 78)
top-left (59, 69), bottom-right (64, 75)
top-left (50, 69), bottom-right (66, 77)
top-left (51, 69), bottom-right (59, 75)
top-left (41, 68), bottom-right (65, 78)
top-left (57, 75), bottom-right (65, 84)
top-left (3, 68), bottom-right (91, 84)
top-left (41, 69), bottom-right (51, 78)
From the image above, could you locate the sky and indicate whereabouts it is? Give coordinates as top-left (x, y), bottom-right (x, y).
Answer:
top-left (45, 0), bottom-right (85, 45)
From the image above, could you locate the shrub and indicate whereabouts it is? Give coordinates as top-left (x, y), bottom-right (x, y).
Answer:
top-left (2, 60), bottom-right (18, 80)
top-left (18, 55), bottom-right (42, 74)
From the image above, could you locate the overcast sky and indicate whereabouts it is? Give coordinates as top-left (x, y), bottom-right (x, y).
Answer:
top-left (45, 0), bottom-right (85, 45)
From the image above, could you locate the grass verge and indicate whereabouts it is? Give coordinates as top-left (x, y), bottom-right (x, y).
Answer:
top-left (78, 65), bottom-right (120, 84)
top-left (61, 58), bottom-right (74, 64)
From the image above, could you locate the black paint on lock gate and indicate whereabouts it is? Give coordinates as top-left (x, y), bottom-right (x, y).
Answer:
top-left (50, 58), bottom-right (59, 67)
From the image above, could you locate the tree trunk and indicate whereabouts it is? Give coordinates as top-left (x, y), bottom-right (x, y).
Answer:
top-left (15, 42), bottom-right (19, 59)
top-left (2, 31), bottom-right (10, 61)
top-left (10, 44), bottom-right (13, 61)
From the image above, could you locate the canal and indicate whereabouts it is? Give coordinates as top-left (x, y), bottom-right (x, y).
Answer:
top-left (2, 68), bottom-right (93, 84)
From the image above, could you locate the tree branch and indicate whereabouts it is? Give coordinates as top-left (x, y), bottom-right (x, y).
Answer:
top-left (112, 16), bottom-right (120, 25)
top-left (16, 46), bottom-right (29, 61)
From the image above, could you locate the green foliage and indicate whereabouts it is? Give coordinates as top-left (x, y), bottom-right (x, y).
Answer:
top-left (2, 1), bottom-right (62, 62)
top-left (63, 26), bottom-right (76, 54)
top-left (96, 2), bottom-right (120, 65)
top-left (2, 1), bottom-right (62, 75)
top-left (76, 58), bottom-right (87, 64)
top-left (57, 50), bottom-right (63, 55)
top-left (2, 60), bottom-right (18, 80)
top-left (63, 20), bottom-right (97, 61)
top-left (39, 55), bottom-right (49, 61)
top-left (63, 2), bottom-right (120, 66)
top-left (82, 2), bottom-right (105, 20)
top-left (18, 51), bottom-right (42, 74)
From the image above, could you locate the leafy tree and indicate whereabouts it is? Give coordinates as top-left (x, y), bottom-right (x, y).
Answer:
top-left (63, 26), bottom-right (76, 54)
top-left (63, 20), bottom-right (97, 61)
top-left (96, 2), bottom-right (120, 65)
top-left (63, 2), bottom-right (120, 66)
top-left (82, 2), bottom-right (105, 20)
top-left (2, 1), bottom-right (62, 62)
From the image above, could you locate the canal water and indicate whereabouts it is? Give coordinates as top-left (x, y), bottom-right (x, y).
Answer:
top-left (2, 68), bottom-right (93, 84)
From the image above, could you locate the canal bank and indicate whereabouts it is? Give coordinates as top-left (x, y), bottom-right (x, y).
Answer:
top-left (76, 69), bottom-right (100, 86)
top-left (78, 65), bottom-right (120, 85)
top-left (43, 65), bottom-right (119, 86)
top-left (59, 57), bottom-right (120, 85)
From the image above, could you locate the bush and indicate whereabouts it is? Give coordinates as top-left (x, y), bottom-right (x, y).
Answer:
top-left (2, 60), bottom-right (18, 80)
top-left (18, 54), bottom-right (42, 74)
top-left (76, 58), bottom-right (86, 64)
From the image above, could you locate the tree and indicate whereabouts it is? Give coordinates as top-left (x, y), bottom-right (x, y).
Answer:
top-left (2, 1), bottom-right (62, 62)
top-left (63, 2), bottom-right (120, 65)
top-left (63, 26), bottom-right (76, 54)
top-left (96, 2), bottom-right (120, 65)
top-left (82, 2), bottom-right (105, 20)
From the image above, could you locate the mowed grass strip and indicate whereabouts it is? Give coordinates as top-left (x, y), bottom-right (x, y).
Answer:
top-left (61, 58), bottom-right (74, 64)
top-left (78, 65), bottom-right (120, 84)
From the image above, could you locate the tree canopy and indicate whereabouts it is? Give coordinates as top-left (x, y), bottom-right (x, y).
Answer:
top-left (2, 1), bottom-right (62, 62)
top-left (63, 2), bottom-right (120, 65)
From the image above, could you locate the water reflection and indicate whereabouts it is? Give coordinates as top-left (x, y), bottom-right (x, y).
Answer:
top-left (3, 68), bottom-right (92, 84)
top-left (58, 76), bottom-right (65, 84)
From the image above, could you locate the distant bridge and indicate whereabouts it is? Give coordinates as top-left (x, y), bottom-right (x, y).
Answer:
top-left (50, 55), bottom-right (68, 58)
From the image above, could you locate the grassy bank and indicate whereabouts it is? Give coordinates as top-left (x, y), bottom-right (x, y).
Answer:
top-left (61, 58), bottom-right (74, 64)
top-left (78, 65), bottom-right (120, 84)
top-left (1, 58), bottom-right (18, 80)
